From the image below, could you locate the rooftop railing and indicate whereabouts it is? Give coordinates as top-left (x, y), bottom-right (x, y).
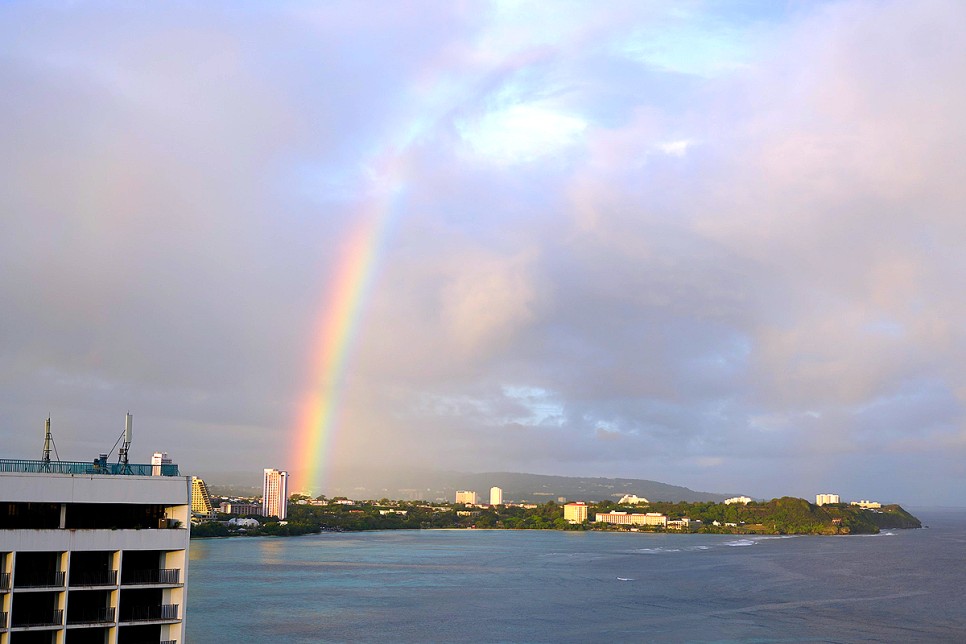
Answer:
top-left (0, 459), bottom-right (180, 477)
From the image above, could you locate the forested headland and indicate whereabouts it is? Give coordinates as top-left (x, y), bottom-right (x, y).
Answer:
top-left (190, 495), bottom-right (920, 538)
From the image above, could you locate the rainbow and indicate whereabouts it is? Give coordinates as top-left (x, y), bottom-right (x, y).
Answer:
top-left (291, 158), bottom-right (405, 495)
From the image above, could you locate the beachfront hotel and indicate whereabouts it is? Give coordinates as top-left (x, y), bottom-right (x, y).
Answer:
top-left (489, 487), bottom-right (503, 506)
top-left (563, 502), bottom-right (588, 524)
top-left (0, 453), bottom-right (191, 644)
top-left (455, 490), bottom-right (478, 505)
top-left (262, 468), bottom-right (289, 520)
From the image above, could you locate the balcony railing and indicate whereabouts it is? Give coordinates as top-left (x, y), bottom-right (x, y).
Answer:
top-left (122, 568), bottom-right (180, 585)
top-left (161, 641), bottom-right (177, 644)
top-left (122, 604), bottom-right (179, 622)
top-left (12, 608), bottom-right (63, 627)
top-left (70, 570), bottom-right (118, 587)
top-left (14, 570), bottom-right (66, 588)
top-left (67, 606), bottom-right (115, 625)
top-left (0, 572), bottom-right (9, 589)
top-left (0, 458), bottom-right (180, 477)
top-left (0, 610), bottom-right (7, 628)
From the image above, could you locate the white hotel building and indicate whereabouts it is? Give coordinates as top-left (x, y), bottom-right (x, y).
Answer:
top-left (0, 456), bottom-right (190, 644)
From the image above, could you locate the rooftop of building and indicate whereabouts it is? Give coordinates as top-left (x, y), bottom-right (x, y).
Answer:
top-left (0, 457), bottom-right (181, 477)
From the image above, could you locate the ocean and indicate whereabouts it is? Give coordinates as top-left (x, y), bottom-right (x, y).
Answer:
top-left (185, 509), bottom-right (966, 642)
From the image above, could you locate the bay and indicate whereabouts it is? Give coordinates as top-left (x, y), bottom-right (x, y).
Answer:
top-left (185, 509), bottom-right (966, 642)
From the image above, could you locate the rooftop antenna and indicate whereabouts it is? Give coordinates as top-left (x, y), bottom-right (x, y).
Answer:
top-left (118, 413), bottom-right (133, 470)
top-left (42, 416), bottom-right (52, 464)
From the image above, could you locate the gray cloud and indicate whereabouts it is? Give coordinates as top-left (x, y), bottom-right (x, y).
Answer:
top-left (1, 1), bottom-right (964, 505)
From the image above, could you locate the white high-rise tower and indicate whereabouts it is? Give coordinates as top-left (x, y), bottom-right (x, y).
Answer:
top-left (262, 468), bottom-right (290, 519)
top-left (490, 486), bottom-right (503, 505)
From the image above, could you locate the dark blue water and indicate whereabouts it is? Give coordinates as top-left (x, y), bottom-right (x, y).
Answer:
top-left (186, 509), bottom-right (966, 642)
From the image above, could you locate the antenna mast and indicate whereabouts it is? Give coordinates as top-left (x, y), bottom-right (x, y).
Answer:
top-left (42, 416), bottom-right (53, 464)
top-left (118, 413), bottom-right (133, 468)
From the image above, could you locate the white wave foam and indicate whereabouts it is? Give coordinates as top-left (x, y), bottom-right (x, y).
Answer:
top-left (724, 539), bottom-right (756, 547)
top-left (617, 577), bottom-right (634, 581)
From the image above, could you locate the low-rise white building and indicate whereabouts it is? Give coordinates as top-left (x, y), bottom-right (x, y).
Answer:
top-left (850, 500), bottom-right (882, 509)
top-left (617, 494), bottom-right (649, 505)
top-left (595, 511), bottom-right (667, 527)
top-left (724, 496), bottom-right (752, 505)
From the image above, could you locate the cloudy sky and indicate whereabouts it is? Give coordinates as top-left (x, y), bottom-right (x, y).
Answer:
top-left (2, 0), bottom-right (965, 505)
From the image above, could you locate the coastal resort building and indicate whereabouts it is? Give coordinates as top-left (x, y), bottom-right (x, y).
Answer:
top-left (0, 453), bottom-right (191, 643)
top-left (563, 502), bottom-right (589, 524)
top-left (191, 476), bottom-right (217, 521)
top-left (595, 511), bottom-right (668, 528)
top-left (489, 487), bottom-right (503, 506)
top-left (455, 490), bottom-right (478, 505)
top-left (262, 468), bottom-right (290, 520)
top-left (850, 500), bottom-right (882, 509)
top-left (815, 493), bottom-right (840, 506)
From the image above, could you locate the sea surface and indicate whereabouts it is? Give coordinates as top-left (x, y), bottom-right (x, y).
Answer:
top-left (185, 509), bottom-right (966, 642)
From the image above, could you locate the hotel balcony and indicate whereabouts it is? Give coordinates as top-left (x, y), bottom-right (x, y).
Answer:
top-left (121, 568), bottom-right (180, 586)
top-left (0, 571), bottom-right (9, 590)
top-left (10, 608), bottom-right (64, 628)
top-left (69, 569), bottom-right (118, 588)
top-left (13, 570), bottom-right (66, 589)
top-left (120, 604), bottom-right (179, 623)
top-left (0, 610), bottom-right (7, 629)
top-left (66, 606), bottom-right (116, 625)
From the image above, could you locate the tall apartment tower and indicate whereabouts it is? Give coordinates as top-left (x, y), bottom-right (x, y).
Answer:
top-left (0, 452), bottom-right (191, 643)
top-left (489, 487), bottom-right (503, 506)
top-left (262, 469), bottom-right (289, 520)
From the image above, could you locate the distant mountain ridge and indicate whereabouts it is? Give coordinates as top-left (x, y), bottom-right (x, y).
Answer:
top-left (431, 471), bottom-right (731, 504)
top-left (202, 468), bottom-right (733, 503)
top-left (316, 470), bottom-right (732, 503)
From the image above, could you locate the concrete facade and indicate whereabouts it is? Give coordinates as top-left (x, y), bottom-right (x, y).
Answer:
top-left (0, 463), bottom-right (191, 644)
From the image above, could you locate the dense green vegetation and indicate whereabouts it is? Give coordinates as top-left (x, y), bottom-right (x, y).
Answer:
top-left (191, 496), bottom-right (919, 538)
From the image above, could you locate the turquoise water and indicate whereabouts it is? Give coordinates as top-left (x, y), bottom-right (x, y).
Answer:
top-left (186, 510), bottom-right (966, 642)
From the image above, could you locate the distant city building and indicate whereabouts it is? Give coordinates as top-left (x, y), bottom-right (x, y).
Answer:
top-left (618, 494), bottom-right (649, 505)
top-left (228, 517), bottom-right (260, 528)
top-left (191, 477), bottom-right (216, 519)
top-left (815, 493), bottom-right (840, 506)
top-left (850, 500), bottom-right (882, 509)
top-left (667, 517), bottom-right (691, 530)
top-left (724, 496), bottom-right (752, 505)
top-left (222, 502), bottom-right (259, 516)
top-left (490, 486), bottom-right (503, 505)
top-left (456, 490), bottom-right (478, 505)
top-left (595, 511), bottom-right (668, 527)
top-left (563, 502), bottom-right (588, 524)
top-left (262, 468), bottom-right (290, 519)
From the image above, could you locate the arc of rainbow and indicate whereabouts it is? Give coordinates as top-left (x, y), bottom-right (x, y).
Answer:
top-left (292, 158), bottom-right (406, 495)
